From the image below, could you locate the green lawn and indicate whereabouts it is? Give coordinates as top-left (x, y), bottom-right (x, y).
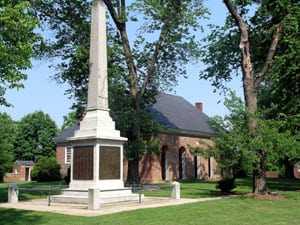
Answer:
top-left (0, 178), bottom-right (299, 225)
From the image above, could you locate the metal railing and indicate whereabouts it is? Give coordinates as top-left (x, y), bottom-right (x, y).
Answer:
top-left (7, 184), bottom-right (67, 206)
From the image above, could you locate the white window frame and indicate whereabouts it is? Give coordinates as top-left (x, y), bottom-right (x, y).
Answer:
top-left (65, 147), bottom-right (72, 164)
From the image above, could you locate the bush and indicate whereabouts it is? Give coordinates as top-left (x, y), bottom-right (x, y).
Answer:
top-left (216, 178), bottom-right (236, 193)
top-left (31, 157), bottom-right (61, 182)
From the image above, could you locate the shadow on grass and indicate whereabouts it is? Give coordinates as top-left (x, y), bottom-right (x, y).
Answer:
top-left (180, 181), bottom-right (226, 198)
top-left (0, 208), bottom-right (44, 225)
top-left (235, 177), bottom-right (300, 192)
top-left (182, 189), bottom-right (224, 198)
top-left (267, 178), bottom-right (300, 191)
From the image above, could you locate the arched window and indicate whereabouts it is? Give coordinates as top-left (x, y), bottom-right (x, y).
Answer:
top-left (161, 146), bottom-right (169, 181)
top-left (194, 155), bottom-right (201, 179)
top-left (179, 147), bottom-right (186, 180)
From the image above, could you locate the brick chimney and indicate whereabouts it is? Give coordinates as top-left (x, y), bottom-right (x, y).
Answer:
top-left (195, 102), bottom-right (203, 112)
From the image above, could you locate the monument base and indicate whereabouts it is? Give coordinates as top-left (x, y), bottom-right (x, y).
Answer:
top-left (69, 179), bottom-right (124, 190)
top-left (51, 188), bottom-right (143, 205)
top-left (52, 0), bottom-right (142, 208)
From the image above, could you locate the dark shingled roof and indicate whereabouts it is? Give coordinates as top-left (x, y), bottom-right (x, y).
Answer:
top-left (54, 123), bottom-right (79, 143)
top-left (55, 93), bottom-right (216, 143)
top-left (147, 93), bottom-right (216, 136)
top-left (15, 160), bottom-right (34, 166)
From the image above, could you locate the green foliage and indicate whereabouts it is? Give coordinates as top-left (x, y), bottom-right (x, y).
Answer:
top-left (110, 91), bottom-right (161, 159)
top-left (201, 0), bottom-right (299, 100)
top-left (30, 0), bottom-right (92, 115)
top-left (200, 0), bottom-right (299, 193)
top-left (252, 119), bottom-right (300, 172)
top-left (192, 92), bottom-right (252, 174)
top-left (0, 1), bottom-right (42, 106)
top-left (209, 92), bottom-right (300, 177)
top-left (14, 110), bottom-right (58, 162)
top-left (129, 0), bottom-right (207, 90)
top-left (31, 157), bottom-right (61, 182)
top-left (60, 111), bottom-right (77, 132)
top-left (32, 0), bottom-right (208, 112)
top-left (257, 1), bottom-right (300, 137)
top-left (216, 178), bottom-right (236, 193)
top-left (0, 113), bottom-right (16, 181)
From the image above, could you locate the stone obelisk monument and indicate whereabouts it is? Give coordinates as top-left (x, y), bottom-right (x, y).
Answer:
top-left (52, 0), bottom-right (141, 205)
top-left (73, 0), bottom-right (123, 140)
top-left (67, 0), bottom-right (127, 191)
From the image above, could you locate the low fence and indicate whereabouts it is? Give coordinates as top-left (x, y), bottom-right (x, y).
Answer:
top-left (129, 181), bottom-right (181, 200)
top-left (7, 185), bottom-right (66, 206)
top-left (266, 171), bottom-right (279, 178)
top-left (7, 182), bottom-right (181, 209)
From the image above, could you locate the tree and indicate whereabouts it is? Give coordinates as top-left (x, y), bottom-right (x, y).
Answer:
top-left (60, 111), bottom-right (77, 132)
top-left (14, 110), bottom-right (58, 162)
top-left (257, 2), bottom-right (300, 177)
top-left (206, 93), bottom-right (300, 183)
top-left (31, 0), bottom-right (207, 183)
top-left (0, 1), bottom-right (41, 106)
top-left (200, 0), bottom-right (298, 194)
top-left (207, 93), bottom-right (253, 178)
top-left (31, 156), bottom-right (61, 182)
top-left (0, 113), bottom-right (16, 181)
top-left (103, 0), bottom-right (208, 183)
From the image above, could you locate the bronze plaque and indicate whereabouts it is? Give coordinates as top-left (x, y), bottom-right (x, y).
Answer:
top-left (99, 146), bottom-right (120, 179)
top-left (73, 146), bottom-right (93, 180)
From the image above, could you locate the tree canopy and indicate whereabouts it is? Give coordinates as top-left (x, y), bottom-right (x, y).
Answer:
top-left (0, 1), bottom-right (41, 106)
top-left (60, 111), bottom-right (77, 133)
top-left (31, 0), bottom-right (208, 183)
top-left (207, 93), bottom-right (300, 180)
top-left (14, 110), bottom-right (58, 162)
top-left (200, 0), bottom-right (299, 194)
top-left (0, 113), bottom-right (16, 181)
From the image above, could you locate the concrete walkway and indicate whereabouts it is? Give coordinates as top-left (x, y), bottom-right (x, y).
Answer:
top-left (0, 196), bottom-right (227, 217)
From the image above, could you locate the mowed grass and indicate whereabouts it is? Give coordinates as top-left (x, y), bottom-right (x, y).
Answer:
top-left (0, 178), bottom-right (299, 225)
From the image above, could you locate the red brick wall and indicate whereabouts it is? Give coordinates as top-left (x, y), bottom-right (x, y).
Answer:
top-left (11, 165), bottom-right (34, 181)
top-left (57, 133), bottom-right (221, 183)
top-left (3, 173), bottom-right (21, 183)
top-left (125, 133), bottom-right (220, 183)
top-left (138, 133), bottom-right (220, 183)
top-left (56, 143), bottom-right (71, 178)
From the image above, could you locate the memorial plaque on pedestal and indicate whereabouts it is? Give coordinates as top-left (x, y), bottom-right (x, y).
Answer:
top-left (73, 146), bottom-right (94, 180)
top-left (99, 146), bottom-right (120, 179)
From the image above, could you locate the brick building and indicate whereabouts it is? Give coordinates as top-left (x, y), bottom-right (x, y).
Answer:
top-left (4, 160), bottom-right (35, 182)
top-left (55, 93), bottom-right (221, 183)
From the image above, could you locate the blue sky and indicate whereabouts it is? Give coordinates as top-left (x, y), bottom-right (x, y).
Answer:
top-left (0, 1), bottom-right (243, 128)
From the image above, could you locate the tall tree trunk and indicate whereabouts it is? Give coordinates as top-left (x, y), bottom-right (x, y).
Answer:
top-left (224, 0), bottom-right (282, 194)
top-left (127, 156), bottom-right (140, 184)
top-left (126, 97), bottom-right (141, 184)
top-left (252, 151), bottom-right (268, 194)
top-left (104, 1), bottom-right (141, 184)
top-left (224, 0), bottom-right (264, 194)
top-left (242, 51), bottom-right (269, 194)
